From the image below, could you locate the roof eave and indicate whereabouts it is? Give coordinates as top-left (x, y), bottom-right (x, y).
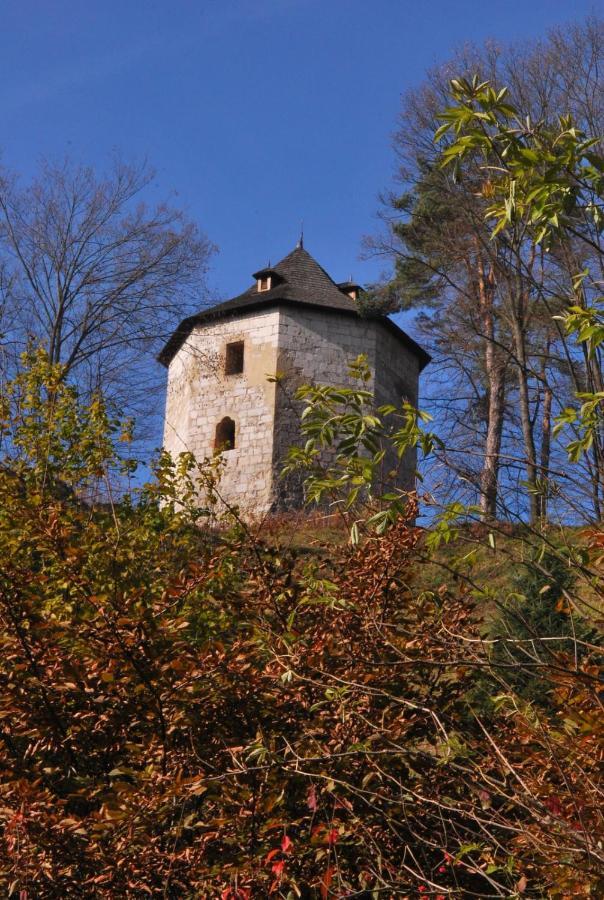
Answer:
top-left (158, 296), bottom-right (431, 371)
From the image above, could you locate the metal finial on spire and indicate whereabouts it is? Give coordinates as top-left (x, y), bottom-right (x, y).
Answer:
top-left (297, 221), bottom-right (304, 249)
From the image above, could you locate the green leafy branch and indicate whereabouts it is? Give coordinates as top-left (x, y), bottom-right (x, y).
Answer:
top-left (283, 355), bottom-right (436, 541)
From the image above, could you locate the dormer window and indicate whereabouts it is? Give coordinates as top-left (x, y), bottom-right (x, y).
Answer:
top-left (337, 281), bottom-right (362, 302)
top-left (253, 266), bottom-right (283, 294)
top-left (225, 340), bottom-right (244, 375)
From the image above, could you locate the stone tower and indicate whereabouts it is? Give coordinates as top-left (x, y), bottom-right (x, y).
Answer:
top-left (159, 244), bottom-right (430, 517)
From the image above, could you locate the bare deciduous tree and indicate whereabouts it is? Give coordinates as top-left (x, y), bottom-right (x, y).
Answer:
top-left (0, 157), bottom-right (215, 426)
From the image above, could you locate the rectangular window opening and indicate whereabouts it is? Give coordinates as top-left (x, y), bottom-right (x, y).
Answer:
top-left (225, 340), bottom-right (244, 376)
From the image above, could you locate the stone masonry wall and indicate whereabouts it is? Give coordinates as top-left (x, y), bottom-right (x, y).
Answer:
top-left (271, 310), bottom-right (421, 506)
top-left (271, 307), bottom-right (379, 507)
top-left (372, 324), bottom-right (421, 494)
top-left (163, 308), bottom-right (281, 517)
top-left (163, 305), bottom-right (423, 517)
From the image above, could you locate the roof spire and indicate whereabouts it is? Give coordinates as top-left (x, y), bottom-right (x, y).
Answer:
top-left (297, 220), bottom-right (304, 250)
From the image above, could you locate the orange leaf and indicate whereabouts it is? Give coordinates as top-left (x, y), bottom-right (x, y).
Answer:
top-left (320, 865), bottom-right (335, 899)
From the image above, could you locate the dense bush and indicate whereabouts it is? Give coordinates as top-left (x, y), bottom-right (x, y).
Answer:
top-left (485, 549), bottom-right (599, 706)
top-left (0, 352), bottom-right (602, 898)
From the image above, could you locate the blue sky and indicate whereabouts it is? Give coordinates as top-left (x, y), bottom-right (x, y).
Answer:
top-left (2, 0), bottom-right (598, 306)
top-left (3, 0), bottom-right (597, 481)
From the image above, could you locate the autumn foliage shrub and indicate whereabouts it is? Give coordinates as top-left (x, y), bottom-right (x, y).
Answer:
top-left (0, 351), bottom-right (602, 898)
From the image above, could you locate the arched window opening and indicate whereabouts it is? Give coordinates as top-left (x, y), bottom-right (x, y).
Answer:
top-left (215, 416), bottom-right (236, 451)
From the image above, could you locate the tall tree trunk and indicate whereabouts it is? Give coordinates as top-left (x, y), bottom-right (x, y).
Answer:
top-left (510, 294), bottom-right (539, 525)
top-left (539, 379), bottom-right (553, 524)
top-left (586, 350), bottom-right (604, 521)
top-left (535, 336), bottom-right (553, 525)
top-left (480, 364), bottom-right (506, 520)
top-left (589, 443), bottom-right (602, 522)
top-left (477, 258), bottom-right (505, 520)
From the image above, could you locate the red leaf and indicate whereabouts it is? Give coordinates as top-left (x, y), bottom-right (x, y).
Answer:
top-left (271, 860), bottom-right (285, 877)
top-left (327, 827), bottom-right (338, 846)
top-left (545, 796), bottom-right (563, 816)
top-left (281, 833), bottom-right (293, 853)
top-left (307, 784), bottom-right (318, 812)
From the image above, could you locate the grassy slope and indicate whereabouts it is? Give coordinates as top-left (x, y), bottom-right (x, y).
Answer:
top-left (259, 512), bottom-right (598, 622)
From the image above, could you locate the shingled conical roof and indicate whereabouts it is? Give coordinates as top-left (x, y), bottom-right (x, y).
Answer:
top-left (197, 245), bottom-right (359, 318)
top-left (266, 245), bottom-right (358, 311)
top-left (158, 244), bottom-right (430, 369)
